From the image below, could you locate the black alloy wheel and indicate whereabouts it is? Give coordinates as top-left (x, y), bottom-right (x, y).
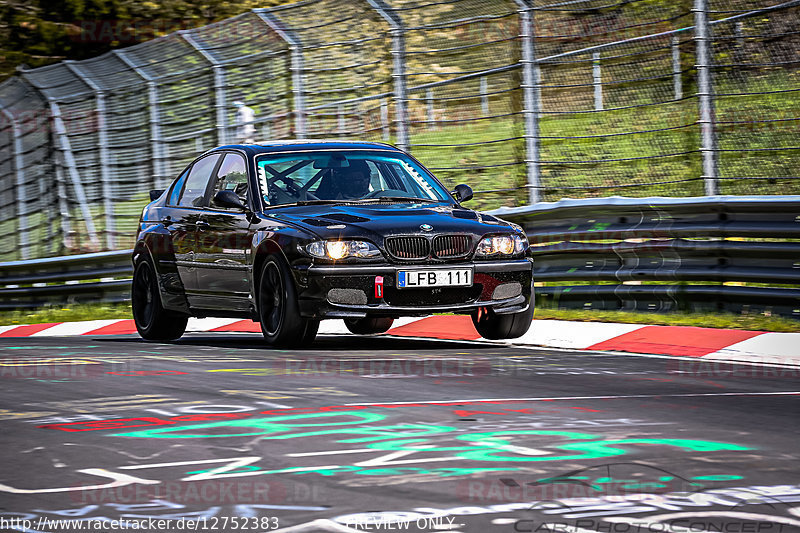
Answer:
top-left (258, 254), bottom-right (317, 347)
top-left (131, 257), bottom-right (188, 341)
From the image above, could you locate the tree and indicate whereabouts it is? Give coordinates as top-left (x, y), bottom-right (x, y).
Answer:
top-left (0, 0), bottom-right (285, 79)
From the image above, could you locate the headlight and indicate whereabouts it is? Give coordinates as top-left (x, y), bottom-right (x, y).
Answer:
top-left (305, 240), bottom-right (381, 260)
top-left (476, 234), bottom-right (528, 256)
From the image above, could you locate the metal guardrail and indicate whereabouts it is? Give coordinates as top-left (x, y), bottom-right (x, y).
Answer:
top-left (1, 196), bottom-right (799, 317)
top-left (495, 196), bottom-right (800, 318)
top-left (1, 1), bottom-right (799, 260)
top-left (0, 250), bottom-right (131, 310)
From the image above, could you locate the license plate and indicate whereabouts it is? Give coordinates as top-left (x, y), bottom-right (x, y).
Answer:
top-left (397, 268), bottom-right (472, 289)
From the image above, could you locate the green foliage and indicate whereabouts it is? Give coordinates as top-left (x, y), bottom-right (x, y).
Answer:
top-left (2, 301), bottom-right (795, 332)
top-left (0, 0), bottom-right (288, 78)
top-left (0, 302), bottom-right (132, 326)
top-left (534, 307), bottom-right (800, 332)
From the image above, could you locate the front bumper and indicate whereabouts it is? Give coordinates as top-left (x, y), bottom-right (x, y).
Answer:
top-left (295, 259), bottom-right (534, 319)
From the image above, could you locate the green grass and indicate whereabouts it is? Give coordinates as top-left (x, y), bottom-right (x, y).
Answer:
top-left (4, 68), bottom-right (797, 258)
top-left (0, 303), bottom-right (132, 327)
top-left (534, 307), bottom-right (800, 332)
top-left (1, 301), bottom-right (796, 333)
top-left (410, 70), bottom-right (800, 210)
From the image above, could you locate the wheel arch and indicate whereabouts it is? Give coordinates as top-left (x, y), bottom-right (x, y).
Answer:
top-left (132, 234), bottom-right (190, 315)
top-left (251, 238), bottom-right (290, 309)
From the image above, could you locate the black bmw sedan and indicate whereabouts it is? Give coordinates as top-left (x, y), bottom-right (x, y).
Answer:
top-left (132, 141), bottom-right (534, 347)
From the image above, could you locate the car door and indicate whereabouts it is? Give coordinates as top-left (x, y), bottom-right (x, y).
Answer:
top-left (171, 153), bottom-right (223, 295)
top-left (191, 151), bottom-right (254, 311)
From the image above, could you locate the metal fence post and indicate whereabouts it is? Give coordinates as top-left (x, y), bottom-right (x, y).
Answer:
top-left (480, 76), bottom-right (489, 115)
top-left (672, 35), bottom-right (683, 100)
top-left (514, 0), bottom-right (541, 204)
top-left (380, 100), bottom-right (389, 141)
top-left (426, 89), bottom-right (435, 130)
top-left (366, 0), bottom-right (409, 152)
top-left (12, 75), bottom-right (73, 254)
top-left (391, 29), bottom-right (409, 151)
top-left (181, 31), bottom-right (228, 146)
top-left (63, 61), bottom-right (116, 249)
top-left (53, 160), bottom-right (72, 251)
top-left (19, 77), bottom-right (72, 253)
top-left (694, 0), bottom-right (719, 195)
top-left (114, 50), bottom-right (166, 190)
top-left (254, 11), bottom-right (307, 138)
top-left (592, 52), bottom-right (603, 110)
top-left (0, 108), bottom-right (30, 259)
top-left (49, 100), bottom-right (100, 249)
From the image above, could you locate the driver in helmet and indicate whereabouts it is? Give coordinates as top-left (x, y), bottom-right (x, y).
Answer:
top-left (330, 160), bottom-right (371, 199)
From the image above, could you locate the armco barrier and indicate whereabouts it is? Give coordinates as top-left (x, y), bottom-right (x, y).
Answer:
top-left (2, 1), bottom-right (799, 259)
top-left (1, 196), bottom-right (799, 317)
top-left (494, 195), bottom-right (800, 317)
top-left (0, 250), bottom-right (131, 309)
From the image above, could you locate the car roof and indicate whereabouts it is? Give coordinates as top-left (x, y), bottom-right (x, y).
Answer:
top-left (210, 140), bottom-right (402, 155)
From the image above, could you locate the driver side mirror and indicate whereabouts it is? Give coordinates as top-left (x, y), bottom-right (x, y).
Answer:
top-left (213, 190), bottom-right (245, 210)
top-left (452, 184), bottom-right (473, 203)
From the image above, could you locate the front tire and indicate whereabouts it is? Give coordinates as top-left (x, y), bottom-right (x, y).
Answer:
top-left (472, 303), bottom-right (534, 340)
top-left (258, 255), bottom-right (316, 347)
top-left (131, 256), bottom-right (188, 341)
top-left (344, 317), bottom-right (394, 335)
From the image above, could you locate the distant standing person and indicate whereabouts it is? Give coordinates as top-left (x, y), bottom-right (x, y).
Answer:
top-left (234, 101), bottom-right (256, 144)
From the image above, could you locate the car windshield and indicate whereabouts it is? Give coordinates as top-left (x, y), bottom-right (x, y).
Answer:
top-left (255, 150), bottom-right (453, 207)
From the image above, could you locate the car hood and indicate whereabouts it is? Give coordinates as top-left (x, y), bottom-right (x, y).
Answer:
top-left (263, 202), bottom-right (516, 241)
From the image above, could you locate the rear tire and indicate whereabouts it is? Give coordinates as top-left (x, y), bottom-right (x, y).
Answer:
top-left (472, 303), bottom-right (534, 340)
top-left (344, 317), bottom-right (394, 335)
top-left (258, 255), bottom-right (316, 348)
top-left (131, 256), bottom-right (188, 341)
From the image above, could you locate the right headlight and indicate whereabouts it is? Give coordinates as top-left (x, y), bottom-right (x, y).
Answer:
top-left (305, 240), bottom-right (381, 260)
top-left (476, 234), bottom-right (528, 257)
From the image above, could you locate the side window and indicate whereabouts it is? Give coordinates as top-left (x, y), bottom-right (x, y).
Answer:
top-left (167, 168), bottom-right (190, 206)
top-left (178, 154), bottom-right (221, 207)
top-left (210, 153), bottom-right (248, 208)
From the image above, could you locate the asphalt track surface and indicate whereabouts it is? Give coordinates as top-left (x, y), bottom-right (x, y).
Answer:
top-left (1, 332), bottom-right (799, 533)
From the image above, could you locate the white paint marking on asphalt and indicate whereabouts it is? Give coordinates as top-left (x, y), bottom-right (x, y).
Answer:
top-left (30, 320), bottom-right (121, 336)
top-left (344, 391), bottom-right (800, 407)
top-left (185, 318), bottom-right (240, 332)
top-left (707, 331), bottom-right (800, 363)
top-left (458, 340), bottom-right (800, 370)
top-left (316, 320), bottom-right (351, 335)
top-left (287, 449), bottom-right (381, 457)
top-left (510, 319), bottom-right (645, 349)
top-left (272, 519), bottom-right (364, 532)
top-left (256, 401), bottom-right (294, 409)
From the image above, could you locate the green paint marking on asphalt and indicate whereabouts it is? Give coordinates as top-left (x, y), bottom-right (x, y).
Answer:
top-left (692, 474), bottom-right (744, 481)
top-left (5, 346), bottom-right (73, 350)
top-left (111, 410), bottom-right (388, 439)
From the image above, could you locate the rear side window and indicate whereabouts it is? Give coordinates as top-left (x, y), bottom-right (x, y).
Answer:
top-left (178, 154), bottom-right (221, 207)
top-left (210, 153), bottom-right (249, 206)
top-left (167, 169), bottom-right (189, 206)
